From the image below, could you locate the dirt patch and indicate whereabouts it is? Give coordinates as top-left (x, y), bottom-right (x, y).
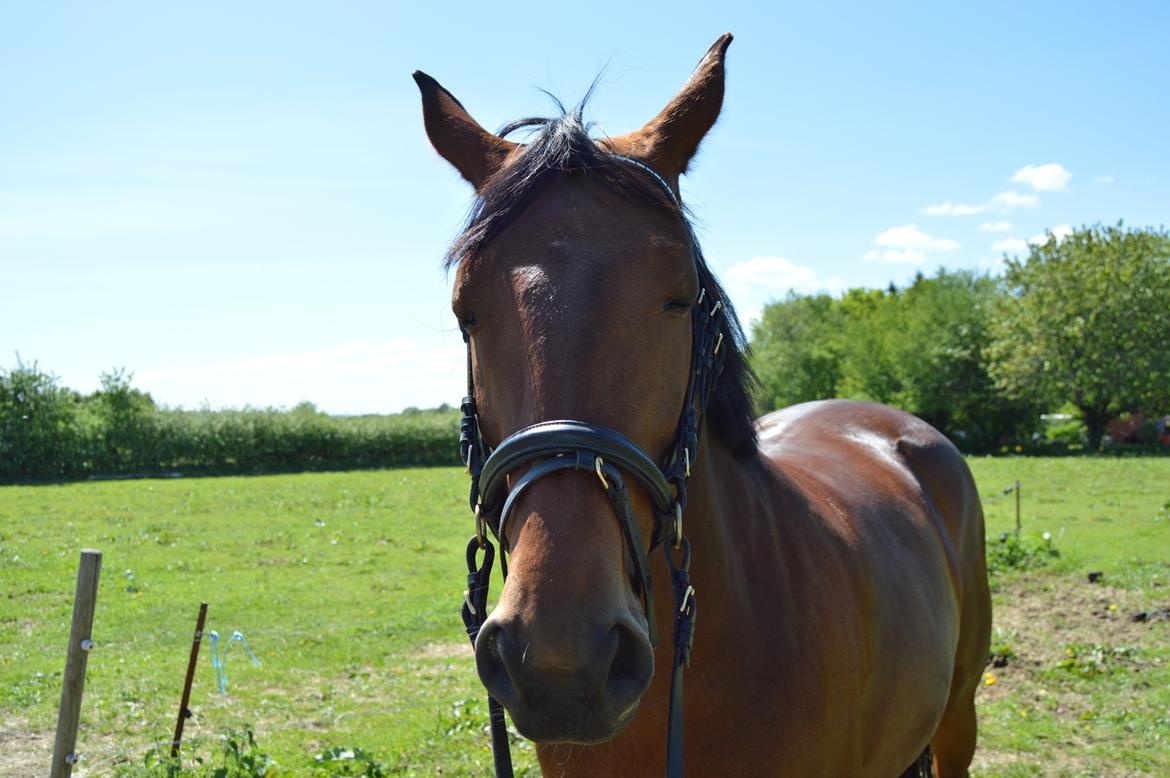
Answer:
top-left (985, 573), bottom-right (1165, 677)
top-left (406, 641), bottom-right (473, 660)
top-left (0, 719), bottom-right (48, 777)
top-left (971, 572), bottom-right (1170, 776)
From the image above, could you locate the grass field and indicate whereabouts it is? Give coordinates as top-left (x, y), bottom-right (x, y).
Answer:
top-left (1, 458), bottom-right (1167, 776)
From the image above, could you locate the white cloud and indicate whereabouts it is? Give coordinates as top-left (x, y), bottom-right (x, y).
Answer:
top-left (1011, 163), bottom-right (1071, 192)
top-left (992, 237), bottom-right (1029, 253)
top-left (1027, 224), bottom-right (1073, 246)
top-left (979, 221), bottom-right (1013, 232)
top-left (922, 202), bottom-right (986, 216)
top-left (861, 224), bottom-right (958, 265)
top-left (923, 188), bottom-right (1041, 218)
top-left (723, 255), bottom-right (846, 325)
top-left (989, 190), bottom-right (1040, 210)
top-left (1096, 175), bottom-right (1115, 184)
top-left (863, 248), bottom-right (927, 264)
top-left (873, 224), bottom-right (959, 252)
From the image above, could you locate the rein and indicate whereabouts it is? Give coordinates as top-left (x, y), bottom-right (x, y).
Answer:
top-left (456, 156), bottom-right (726, 777)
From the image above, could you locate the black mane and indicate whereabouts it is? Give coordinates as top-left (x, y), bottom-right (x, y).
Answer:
top-left (447, 109), bottom-right (759, 459)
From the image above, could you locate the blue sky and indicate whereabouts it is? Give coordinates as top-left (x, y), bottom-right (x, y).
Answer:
top-left (3, 2), bottom-right (1167, 413)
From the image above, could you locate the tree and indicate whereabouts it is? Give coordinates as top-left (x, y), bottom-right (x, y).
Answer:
top-left (0, 357), bottom-right (84, 478)
top-left (837, 287), bottom-right (904, 404)
top-left (750, 293), bottom-right (844, 412)
top-left (989, 223), bottom-right (1170, 450)
top-left (750, 270), bottom-right (1042, 451)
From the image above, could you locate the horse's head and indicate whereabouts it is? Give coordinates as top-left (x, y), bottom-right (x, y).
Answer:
top-left (415, 35), bottom-right (734, 745)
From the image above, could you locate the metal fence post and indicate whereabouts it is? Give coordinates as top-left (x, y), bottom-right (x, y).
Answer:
top-left (172, 602), bottom-right (209, 758)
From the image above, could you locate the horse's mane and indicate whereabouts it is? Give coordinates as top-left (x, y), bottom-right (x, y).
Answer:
top-left (446, 105), bottom-right (760, 460)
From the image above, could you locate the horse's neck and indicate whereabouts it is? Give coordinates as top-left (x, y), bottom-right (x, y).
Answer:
top-left (689, 430), bottom-right (782, 572)
top-left (681, 429), bottom-right (794, 652)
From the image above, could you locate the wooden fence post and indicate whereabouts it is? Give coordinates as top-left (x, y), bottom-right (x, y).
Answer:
top-left (50, 548), bottom-right (102, 778)
top-left (171, 602), bottom-right (209, 758)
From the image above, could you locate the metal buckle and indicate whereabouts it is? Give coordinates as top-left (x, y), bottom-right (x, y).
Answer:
top-left (595, 456), bottom-right (610, 490)
top-left (474, 502), bottom-right (486, 549)
top-left (673, 502), bottom-right (684, 549)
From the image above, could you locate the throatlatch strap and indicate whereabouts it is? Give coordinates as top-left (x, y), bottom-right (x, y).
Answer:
top-left (460, 537), bottom-right (514, 778)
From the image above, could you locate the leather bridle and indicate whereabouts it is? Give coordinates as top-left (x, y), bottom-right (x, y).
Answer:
top-left (457, 156), bottom-right (727, 778)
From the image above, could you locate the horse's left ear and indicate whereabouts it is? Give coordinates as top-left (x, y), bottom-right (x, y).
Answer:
top-left (605, 33), bottom-right (732, 186)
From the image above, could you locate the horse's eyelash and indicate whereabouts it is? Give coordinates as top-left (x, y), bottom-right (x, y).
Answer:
top-left (663, 300), bottom-right (693, 313)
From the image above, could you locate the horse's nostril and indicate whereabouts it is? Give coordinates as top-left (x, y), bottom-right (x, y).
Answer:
top-left (474, 620), bottom-right (515, 703)
top-left (606, 621), bottom-right (655, 706)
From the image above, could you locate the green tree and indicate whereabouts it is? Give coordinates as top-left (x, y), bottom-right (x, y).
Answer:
top-left (837, 286), bottom-right (904, 404)
top-left (90, 368), bottom-right (158, 471)
top-left (989, 223), bottom-right (1170, 450)
top-left (890, 270), bottom-right (1040, 449)
top-left (749, 270), bottom-right (1040, 450)
top-left (750, 293), bottom-right (844, 412)
top-left (0, 358), bottom-right (83, 478)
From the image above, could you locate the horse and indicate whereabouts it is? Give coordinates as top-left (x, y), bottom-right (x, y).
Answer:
top-left (413, 33), bottom-right (991, 777)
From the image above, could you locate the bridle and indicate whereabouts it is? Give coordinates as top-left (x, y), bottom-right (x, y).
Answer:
top-left (457, 155), bottom-right (727, 778)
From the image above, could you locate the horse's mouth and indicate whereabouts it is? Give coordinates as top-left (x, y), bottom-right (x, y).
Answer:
top-left (503, 686), bottom-right (643, 745)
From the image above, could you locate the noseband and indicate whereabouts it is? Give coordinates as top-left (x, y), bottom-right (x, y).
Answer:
top-left (457, 156), bottom-right (726, 777)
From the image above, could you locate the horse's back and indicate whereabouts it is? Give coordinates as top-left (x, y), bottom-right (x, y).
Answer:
top-left (755, 399), bottom-right (991, 776)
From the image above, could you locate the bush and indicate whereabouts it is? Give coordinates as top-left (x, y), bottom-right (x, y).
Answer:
top-left (0, 361), bottom-right (461, 483)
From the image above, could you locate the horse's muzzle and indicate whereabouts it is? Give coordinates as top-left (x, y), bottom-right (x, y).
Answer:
top-left (475, 613), bottom-right (655, 744)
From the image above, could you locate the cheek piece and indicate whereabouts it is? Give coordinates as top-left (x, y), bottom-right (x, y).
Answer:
top-left (455, 155), bottom-right (726, 778)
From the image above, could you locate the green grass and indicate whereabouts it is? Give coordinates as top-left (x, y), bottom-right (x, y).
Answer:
top-left (1, 458), bottom-right (1168, 775)
top-left (0, 469), bottom-right (536, 775)
top-left (968, 457), bottom-right (1170, 588)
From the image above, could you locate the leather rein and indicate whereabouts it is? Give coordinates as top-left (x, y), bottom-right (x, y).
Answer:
top-left (456, 156), bottom-right (727, 777)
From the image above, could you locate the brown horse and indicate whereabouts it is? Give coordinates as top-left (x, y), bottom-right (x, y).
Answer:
top-left (414, 34), bottom-right (991, 777)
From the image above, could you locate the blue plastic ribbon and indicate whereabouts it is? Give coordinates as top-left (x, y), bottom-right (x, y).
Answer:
top-left (208, 630), bottom-right (262, 694)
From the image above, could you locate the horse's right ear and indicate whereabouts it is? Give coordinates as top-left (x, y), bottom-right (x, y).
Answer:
top-left (413, 71), bottom-right (518, 190)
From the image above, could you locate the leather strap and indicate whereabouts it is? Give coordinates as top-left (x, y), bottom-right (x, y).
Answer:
top-left (480, 421), bottom-right (675, 520)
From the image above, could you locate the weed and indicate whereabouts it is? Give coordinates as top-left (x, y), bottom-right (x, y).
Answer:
top-left (986, 532), bottom-right (1059, 576)
top-left (310, 745), bottom-right (388, 777)
top-left (988, 643), bottom-right (1017, 668)
top-left (114, 724), bottom-right (277, 777)
top-left (1052, 642), bottom-right (1137, 679)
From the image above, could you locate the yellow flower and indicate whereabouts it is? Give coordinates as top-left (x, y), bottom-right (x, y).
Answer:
top-left (984, 672), bottom-right (997, 686)
top-left (1108, 603), bottom-right (1118, 612)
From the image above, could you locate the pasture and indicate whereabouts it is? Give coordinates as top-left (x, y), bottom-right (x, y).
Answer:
top-left (1, 458), bottom-right (1167, 776)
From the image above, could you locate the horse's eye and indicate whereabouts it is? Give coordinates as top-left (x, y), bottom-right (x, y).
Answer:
top-left (459, 313), bottom-right (478, 329)
top-left (662, 300), bottom-right (693, 315)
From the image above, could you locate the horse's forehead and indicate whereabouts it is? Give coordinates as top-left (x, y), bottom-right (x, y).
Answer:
top-left (471, 188), bottom-right (690, 297)
top-left (501, 175), bottom-right (686, 250)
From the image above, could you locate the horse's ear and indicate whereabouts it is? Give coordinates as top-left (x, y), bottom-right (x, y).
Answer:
top-left (605, 33), bottom-right (732, 187)
top-left (413, 71), bottom-right (518, 190)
